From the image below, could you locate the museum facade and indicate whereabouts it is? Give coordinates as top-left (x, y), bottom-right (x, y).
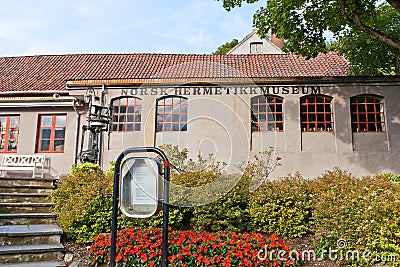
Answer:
top-left (0, 53), bottom-right (399, 179)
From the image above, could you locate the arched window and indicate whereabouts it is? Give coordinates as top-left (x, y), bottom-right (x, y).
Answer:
top-left (350, 95), bottom-right (385, 132)
top-left (156, 96), bottom-right (187, 132)
top-left (300, 95), bottom-right (334, 132)
top-left (251, 95), bottom-right (284, 132)
top-left (111, 97), bottom-right (142, 132)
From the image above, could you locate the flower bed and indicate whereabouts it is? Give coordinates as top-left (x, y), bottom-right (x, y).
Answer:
top-left (89, 227), bottom-right (302, 266)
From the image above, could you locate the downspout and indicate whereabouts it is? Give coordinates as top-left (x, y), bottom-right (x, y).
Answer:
top-left (99, 84), bottom-right (107, 168)
top-left (72, 100), bottom-right (85, 165)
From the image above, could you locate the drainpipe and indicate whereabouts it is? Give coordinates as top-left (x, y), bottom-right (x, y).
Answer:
top-left (98, 84), bottom-right (107, 168)
top-left (72, 100), bottom-right (85, 165)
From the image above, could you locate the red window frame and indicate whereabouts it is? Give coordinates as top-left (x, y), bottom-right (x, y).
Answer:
top-left (156, 96), bottom-right (187, 132)
top-left (36, 114), bottom-right (67, 153)
top-left (0, 115), bottom-right (20, 153)
top-left (111, 97), bottom-right (142, 132)
top-left (350, 95), bottom-right (385, 132)
top-left (251, 95), bottom-right (284, 132)
top-left (301, 95), bottom-right (334, 132)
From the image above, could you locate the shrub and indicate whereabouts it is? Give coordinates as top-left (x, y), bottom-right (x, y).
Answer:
top-left (51, 163), bottom-right (114, 243)
top-left (88, 227), bottom-right (303, 267)
top-left (191, 175), bottom-right (252, 233)
top-left (311, 169), bottom-right (400, 266)
top-left (248, 173), bottom-right (313, 238)
top-left (51, 162), bottom-right (191, 244)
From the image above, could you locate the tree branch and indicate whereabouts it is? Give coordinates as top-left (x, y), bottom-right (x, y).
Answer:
top-left (342, 0), bottom-right (400, 50)
top-left (386, 0), bottom-right (400, 12)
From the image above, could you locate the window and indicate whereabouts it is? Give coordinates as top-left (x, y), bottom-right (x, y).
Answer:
top-left (37, 114), bottom-right (66, 153)
top-left (156, 96), bottom-right (187, 132)
top-left (0, 115), bottom-right (20, 153)
top-left (350, 95), bottom-right (385, 132)
top-left (250, 42), bottom-right (263, 54)
top-left (111, 97), bottom-right (141, 132)
top-left (301, 95), bottom-right (334, 132)
top-left (251, 95), bottom-right (284, 132)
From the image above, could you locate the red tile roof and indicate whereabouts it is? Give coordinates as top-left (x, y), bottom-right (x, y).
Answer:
top-left (0, 53), bottom-right (348, 93)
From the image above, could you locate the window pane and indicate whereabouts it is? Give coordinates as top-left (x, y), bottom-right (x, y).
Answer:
top-left (55, 128), bottom-right (65, 139)
top-left (55, 116), bottom-right (66, 127)
top-left (172, 114), bottom-right (179, 122)
top-left (41, 128), bottom-right (51, 139)
top-left (40, 140), bottom-right (50, 151)
top-left (10, 117), bottom-right (19, 127)
top-left (119, 106), bottom-right (127, 114)
top-left (181, 114), bottom-right (187, 123)
top-left (120, 98), bottom-right (127, 105)
top-left (135, 124), bottom-right (141, 131)
top-left (127, 115), bottom-right (134, 122)
top-left (127, 124), bottom-right (134, 131)
top-left (172, 124), bottom-right (180, 131)
top-left (41, 116), bottom-right (52, 127)
top-left (127, 106), bottom-right (135, 113)
top-left (53, 140), bottom-right (64, 151)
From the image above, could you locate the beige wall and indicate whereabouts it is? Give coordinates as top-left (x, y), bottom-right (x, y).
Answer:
top-left (93, 81), bottom-right (400, 179)
top-left (0, 107), bottom-right (78, 177)
top-left (10, 81), bottom-right (396, 179)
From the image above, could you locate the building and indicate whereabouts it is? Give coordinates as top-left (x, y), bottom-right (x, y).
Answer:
top-left (228, 29), bottom-right (284, 55)
top-left (0, 53), bottom-right (399, 179)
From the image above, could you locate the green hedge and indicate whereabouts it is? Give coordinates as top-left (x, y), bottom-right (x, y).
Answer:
top-left (51, 152), bottom-right (400, 266)
top-left (248, 174), bottom-right (313, 238)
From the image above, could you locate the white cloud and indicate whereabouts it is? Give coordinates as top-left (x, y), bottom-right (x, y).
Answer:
top-left (0, 0), bottom-right (262, 56)
top-left (185, 31), bottom-right (213, 48)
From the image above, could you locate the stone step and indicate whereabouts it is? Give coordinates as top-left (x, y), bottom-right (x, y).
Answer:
top-left (0, 177), bottom-right (55, 188)
top-left (0, 214), bottom-right (57, 226)
top-left (0, 225), bottom-right (62, 246)
top-left (0, 193), bottom-right (50, 203)
top-left (0, 203), bottom-right (53, 213)
top-left (0, 261), bottom-right (66, 267)
top-left (0, 244), bottom-right (64, 264)
top-left (0, 184), bottom-right (53, 194)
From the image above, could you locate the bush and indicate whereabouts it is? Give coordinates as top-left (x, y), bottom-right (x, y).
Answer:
top-left (51, 163), bottom-right (114, 243)
top-left (88, 227), bottom-right (302, 267)
top-left (248, 173), bottom-right (313, 238)
top-left (310, 169), bottom-right (400, 266)
top-left (191, 175), bottom-right (252, 233)
top-left (51, 162), bottom-right (191, 244)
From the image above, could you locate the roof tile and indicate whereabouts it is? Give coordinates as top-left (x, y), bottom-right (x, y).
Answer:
top-left (0, 53), bottom-right (348, 92)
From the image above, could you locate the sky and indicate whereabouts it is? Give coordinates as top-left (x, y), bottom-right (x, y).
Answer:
top-left (0, 0), bottom-right (264, 57)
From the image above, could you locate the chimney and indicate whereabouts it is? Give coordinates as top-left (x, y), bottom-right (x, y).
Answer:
top-left (271, 34), bottom-right (284, 49)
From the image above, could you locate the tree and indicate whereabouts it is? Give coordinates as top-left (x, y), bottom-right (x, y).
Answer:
top-left (216, 0), bottom-right (400, 60)
top-left (333, 4), bottom-right (400, 75)
top-left (213, 38), bottom-right (239, 54)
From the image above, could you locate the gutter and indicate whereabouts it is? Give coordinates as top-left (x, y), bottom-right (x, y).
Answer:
top-left (0, 96), bottom-right (76, 107)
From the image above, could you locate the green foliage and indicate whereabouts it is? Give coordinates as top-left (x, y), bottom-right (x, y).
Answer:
top-left (217, 0), bottom-right (400, 75)
top-left (387, 172), bottom-right (400, 182)
top-left (248, 174), bottom-right (313, 238)
top-left (213, 38), bottom-right (239, 54)
top-left (191, 175), bottom-right (252, 232)
top-left (310, 169), bottom-right (400, 266)
top-left (51, 163), bottom-right (113, 243)
top-left (333, 4), bottom-right (400, 75)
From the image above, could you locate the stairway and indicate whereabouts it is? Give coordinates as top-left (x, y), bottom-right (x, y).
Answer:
top-left (0, 175), bottom-right (65, 267)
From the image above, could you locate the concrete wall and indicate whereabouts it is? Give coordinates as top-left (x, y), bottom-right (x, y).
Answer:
top-left (6, 81), bottom-right (397, 179)
top-left (96, 81), bottom-right (400, 179)
top-left (228, 33), bottom-right (284, 55)
top-left (0, 106), bottom-right (78, 178)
